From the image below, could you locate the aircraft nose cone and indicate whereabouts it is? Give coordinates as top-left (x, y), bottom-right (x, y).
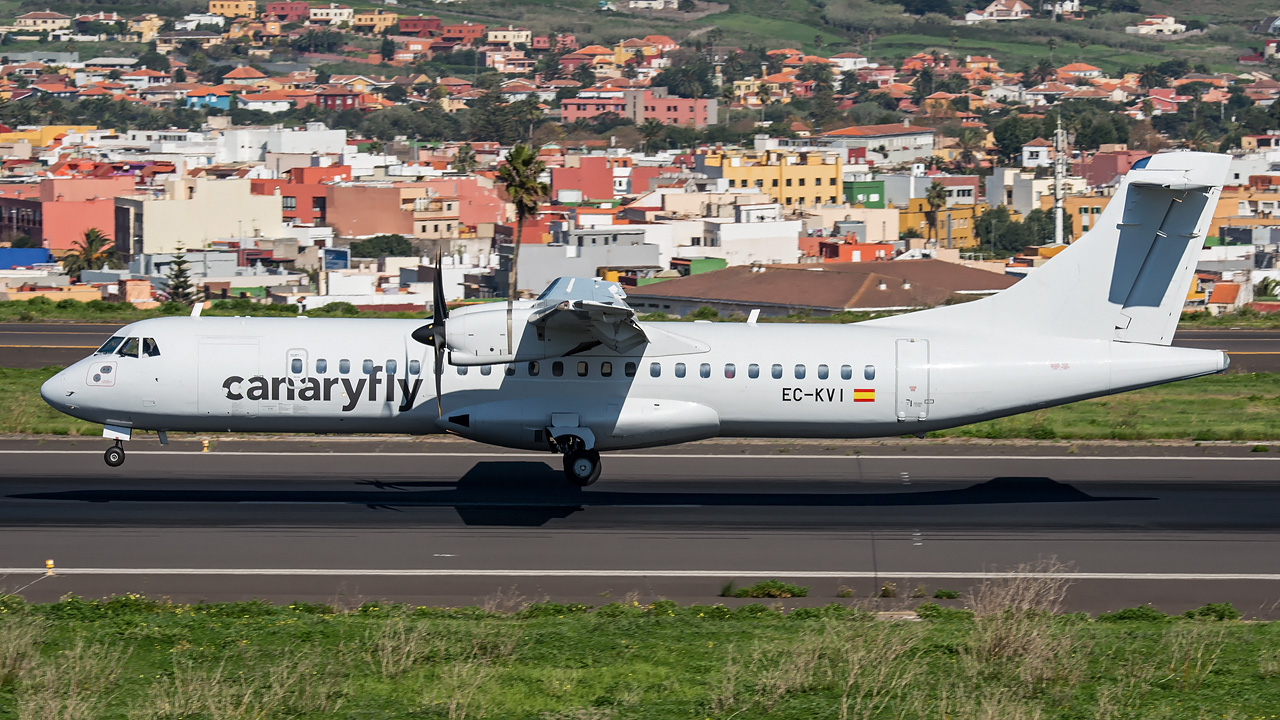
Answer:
top-left (40, 369), bottom-right (70, 410)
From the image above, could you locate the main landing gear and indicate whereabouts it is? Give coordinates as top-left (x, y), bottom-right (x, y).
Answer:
top-left (104, 440), bottom-right (125, 467)
top-left (552, 434), bottom-right (601, 486)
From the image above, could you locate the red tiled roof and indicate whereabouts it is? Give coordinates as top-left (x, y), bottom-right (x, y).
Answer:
top-left (823, 123), bottom-right (934, 137)
top-left (1208, 283), bottom-right (1240, 304)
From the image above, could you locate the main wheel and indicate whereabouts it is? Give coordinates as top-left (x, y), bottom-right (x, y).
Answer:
top-left (563, 449), bottom-right (601, 487)
top-left (104, 445), bottom-right (125, 467)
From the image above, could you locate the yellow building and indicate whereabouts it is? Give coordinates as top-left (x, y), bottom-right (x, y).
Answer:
top-left (1037, 192), bottom-right (1107, 238)
top-left (612, 38), bottom-right (656, 66)
top-left (0, 125), bottom-right (98, 147)
top-left (127, 13), bottom-right (164, 41)
top-left (698, 149), bottom-right (843, 207)
top-left (1206, 185), bottom-right (1280, 239)
top-left (208, 0), bottom-right (256, 18)
top-left (352, 9), bottom-right (397, 34)
top-left (899, 199), bottom-right (987, 249)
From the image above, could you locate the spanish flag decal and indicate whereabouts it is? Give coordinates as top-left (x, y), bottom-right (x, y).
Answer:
top-left (853, 388), bottom-right (876, 402)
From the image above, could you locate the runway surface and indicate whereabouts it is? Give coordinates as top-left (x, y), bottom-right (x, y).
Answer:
top-left (1, 438), bottom-right (1279, 615)
top-left (3, 323), bottom-right (1280, 371)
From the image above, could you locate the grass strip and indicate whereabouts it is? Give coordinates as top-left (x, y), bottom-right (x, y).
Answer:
top-left (0, 593), bottom-right (1276, 718)
top-left (4, 367), bottom-right (1278, 440)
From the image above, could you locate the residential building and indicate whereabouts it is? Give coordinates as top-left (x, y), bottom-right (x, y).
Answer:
top-left (815, 122), bottom-right (936, 166)
top-left (113, 176), bottom-right (285, 257)
top-left (251, 165), bottom-right (350, 225)
top-left (127, 14), bottom-right (165, 41)
top-left (207, 0), bottom-right (256, 18)
top-left (0, 176), bottom-right (135, 253)
top-left (263, 1), bottom-right (310, 22)
top-left (899, 199), bottom-right (987, 248)
top-left (441, 22), bottom-right (486, 44)
top-left (843, 179), bottom-right (886, 208)
top-left (155, 30), bottom-right (223, 52)
top-left (965, 0), bottom-right (1031, 22)
top-left (486, 25), bottom-right (531, 47)
top-left (625, 87), bottom-right (718, 128)
top-left (13, 11), bottom-right (72, 30)
top-left (1126, 14), bottom-right (1186, 35)
top-left (325, 183), bottom-right (462, 243)
top-left (309, 3), bottom-right (353, 24)
top-left (695, 149), bottom-right (843, 208)
top-left (398, 15), bottom-right (442, 36)
top-left (1021, 138), bottom-right (1054, 168)
top-left (352, 9), bottom-right (397, 33)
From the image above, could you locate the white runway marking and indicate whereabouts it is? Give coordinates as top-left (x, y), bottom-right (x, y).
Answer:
top-left (3, 568), bottom-right (1280, 580)
top-left (0, 451), bottom-right (1278, 461)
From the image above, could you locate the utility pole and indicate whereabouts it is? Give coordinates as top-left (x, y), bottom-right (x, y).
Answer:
top-left (1053, 114), bottom-right (1068, 245)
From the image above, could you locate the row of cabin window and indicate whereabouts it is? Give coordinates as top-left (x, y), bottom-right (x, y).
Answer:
top-left (294, 358), bottom-right (422, 376)
top-left (457, 360), bottom-right (876, 381)
top-left (293, 357), bottom-right (876, 382)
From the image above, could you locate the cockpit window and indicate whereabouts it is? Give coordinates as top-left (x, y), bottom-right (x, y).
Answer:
top-left (96, 336), bottom-right (124, 355)
top-left (142, 338), bottom-right (160, 357)
top-left (117, 337), bottom-right (140, 358)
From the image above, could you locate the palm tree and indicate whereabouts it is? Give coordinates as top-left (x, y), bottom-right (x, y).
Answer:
top-left (638, 118), bottom-right (666, 154)
top-left (452, 143), bottom-right (477, 173)
top-left (497, 144), bottom-right (549, 348)
top-left (924, 181), bottom-right (948, 248)
top-left (1030, 59), bottom-right (1056, 86)
top-left (61, 228), bottom-right (121, 277)
top-left (955, 127), bottom-right (985, 170)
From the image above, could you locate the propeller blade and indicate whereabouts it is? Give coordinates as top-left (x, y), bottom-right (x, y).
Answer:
top-left (432, 248), bottom-right (446, 417)
top-left (434, 344), bottom-right (444, 418)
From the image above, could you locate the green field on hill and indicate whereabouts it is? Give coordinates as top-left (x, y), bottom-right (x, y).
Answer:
top-left (0, 592), bottom-right (1273, 719)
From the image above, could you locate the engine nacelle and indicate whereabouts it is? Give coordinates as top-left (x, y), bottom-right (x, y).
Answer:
top-left (445, 302), bottom-right (590, 366)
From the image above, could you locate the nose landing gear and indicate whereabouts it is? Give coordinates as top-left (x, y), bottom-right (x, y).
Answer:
top-left (104, 440), bottom-right (125, 468)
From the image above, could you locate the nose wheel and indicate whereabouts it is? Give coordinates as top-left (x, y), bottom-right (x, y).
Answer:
top-left (104, 441), bottom-right (125, 468)
top-left (562, 448), bottom-right (601, 487)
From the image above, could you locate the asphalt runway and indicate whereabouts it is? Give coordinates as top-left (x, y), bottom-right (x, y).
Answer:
top-left (1, 438), bottom-right (1279, 616)
top-left (3, 324), bottom-right (1280, 371)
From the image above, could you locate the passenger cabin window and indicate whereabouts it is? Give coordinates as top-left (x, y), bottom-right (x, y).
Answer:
top-left (480, 365), bottom-right (492, 376)
top-left (118, 337), bottom-right (140, 358)
top-left (457, 365), bottom-right (468, 375)
top-left (650, 362), bottom-right (661, 377)
top-left (577, 361), bottom-right (588, 377)
top-left (552, 361), bottom-right (564, 377)
top-left (316, 359), bottom-right (328, 374)
top-left (841, 365), bottom-right (852, 380)
top-left (291, 358), bottom-right (303, 374)
top-left (142, 338), bottom-right (160, 357)
top-left (748, 363), bottom-right (759, 379)
top-left (409, 360), bottom-right (420, 375)
top-left (674, 363), bottom-right (686, 378)
top-left (97, 337), bottom-right (125, 355)
top-left (339, 359), bottom-right (351, 374)
top-left (528, 361), bottom-right (540, 377)
top-left (771, 364), bottom-right (783, 379)
top-left (864, 365), bottom-right (876, 380)
top-left (795, 365), bottom-right (806, 380)
top-left (601, 362), bottom-right (613, 377)
top-left (386, 360), bottom-right (398, 375)
top-left (505, 364), bottom-right (516, 376)
top-left (699, 363), bottom-right (711, 378)
top-left (817, 364), bottom-right (829, 380)
top-left (725, 363), bottom-right (736, 378)
top-left (362, 360), bottom-right (374, 375)
top-left (625, 362), bottom-right (637, 377)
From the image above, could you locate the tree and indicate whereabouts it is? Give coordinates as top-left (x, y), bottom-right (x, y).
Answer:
top-left (173, 67), bottom-right (187, 83)
top-left (349, 234), bottom-right (413, 257)
top-left (61, 228), bottom-right (120, 277)
top-left (954, 127), bottom-right (985, 169)
top-left (924, 181), bottom-right (948, 247)
top-left (379, 37), bottom-right (396, 61)
top-left (638, 118), bottom-right (667, 154)
top-left (136, 42), bottom-right (170, 72)
top-left (164, 254), bottom-right (196, 306)
top-left (1029, 59), bottom-right (1056, 86)
top-left (1138, 65), bottom-right (1168, 89)
top-left (573, 62), bottom-right (596, 87)
top-left (453, 143), bottom-right (477, 173)
top-left (497, 143), bottom-right (549, 302)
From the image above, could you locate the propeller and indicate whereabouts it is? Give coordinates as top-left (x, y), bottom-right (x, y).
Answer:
top-left (410, 250), bottom-right (448, 417)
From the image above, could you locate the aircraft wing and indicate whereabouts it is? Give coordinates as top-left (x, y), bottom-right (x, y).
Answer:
top-left (527, 277), bottom-right (648, 354)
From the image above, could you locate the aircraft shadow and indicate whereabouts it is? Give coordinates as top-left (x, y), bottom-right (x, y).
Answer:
top-left (9, 462), bottom-right (1152, 527)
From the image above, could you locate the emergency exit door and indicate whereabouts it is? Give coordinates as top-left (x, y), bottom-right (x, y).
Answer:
top-left (896, 338), bottom-right (930, 421)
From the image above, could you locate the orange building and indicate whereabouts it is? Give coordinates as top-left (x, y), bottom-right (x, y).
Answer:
top-left (0, 176), bottom-right (136, 253)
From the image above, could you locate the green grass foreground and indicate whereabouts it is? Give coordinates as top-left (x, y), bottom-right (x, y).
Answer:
top-left (4, 367), bottom-right (1278, 440)
top-left (0, 594), bottom-right (1277, 719)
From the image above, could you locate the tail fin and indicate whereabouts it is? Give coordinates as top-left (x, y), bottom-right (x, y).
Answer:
top-left (877, 151), bottom-right (1229, 345)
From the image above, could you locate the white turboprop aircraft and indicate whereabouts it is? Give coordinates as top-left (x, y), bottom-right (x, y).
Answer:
top-left (42, 152), bottom-right (1231, 485)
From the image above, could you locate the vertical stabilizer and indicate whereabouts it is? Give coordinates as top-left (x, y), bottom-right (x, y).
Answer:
top-left (872, 151), bottom-right (1229, 345)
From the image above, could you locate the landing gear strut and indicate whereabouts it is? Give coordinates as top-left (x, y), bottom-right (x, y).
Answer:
top-left (104, 440), bottom-right (125, 468)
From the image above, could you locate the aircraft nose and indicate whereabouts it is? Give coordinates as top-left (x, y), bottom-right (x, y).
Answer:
top-left (40, 369), bottom-right (72, 410)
